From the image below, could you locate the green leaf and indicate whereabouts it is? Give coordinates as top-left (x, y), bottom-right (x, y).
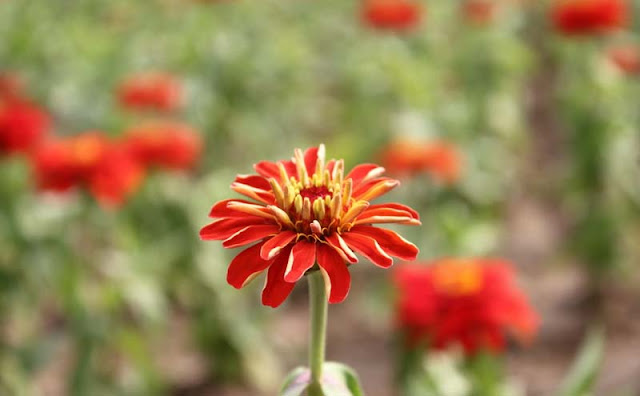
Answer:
top-left (279, 367), bottom-right (310, 396)
top-left (557, 326), bottom-right (605, 396)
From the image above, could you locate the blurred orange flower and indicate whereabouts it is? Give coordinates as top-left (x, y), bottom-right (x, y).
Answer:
top-left (31, 132), bottom-right (144, 207)
top-left (380, 139), bottom-right (462, 183)
top-left (394, 259), bottom-right (538, 355)
top-left (117, 72), bottom-right (182, 112)
top-left (607, 44), bottom-right (640, 75)
top-left (551, 0), bottom-right (628, 35)
top-left (462, 0), bottom-right (496, 25)
top-left (123, 122), bottom-right (202, 171)
top-left (0, 99), bottom-right (50, 155)
top-left (362, 0), bottom-right (422, 31)
top-left (200, 145), bottom-right (420, 307)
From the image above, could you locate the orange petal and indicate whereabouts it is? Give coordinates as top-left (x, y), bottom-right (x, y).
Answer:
top-left (208, 199), bottom-right (258, 218)
top-left (365, 203), bottom-right (420, 219)
top-left (353, 178), bottom-right (399, 202)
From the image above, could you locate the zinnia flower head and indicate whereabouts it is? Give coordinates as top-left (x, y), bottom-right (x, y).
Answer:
top-left (380, 139), bottom-right (462, 183)
top-left (0, 99), bottom-right (50, 155)
top-left (123, 121), bottom-right (202, 170)
top-left (551, 0), bottom-right (628, 36)
top-left (200, 145), bottom-right (420, 307)
top-left (394, 259), bottom-right (538, 355)
top-left (117, 72), bottom-right (182, 112)
top-left (607, 44), bottom-right (640, 75)
top-left (31, 132), bottom-right (144, 207)
top-left (362, 0), bottom-right (422, 31)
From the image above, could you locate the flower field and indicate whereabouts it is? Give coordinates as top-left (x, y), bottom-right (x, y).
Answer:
top-left (1, 0), bottom-right (639, 395)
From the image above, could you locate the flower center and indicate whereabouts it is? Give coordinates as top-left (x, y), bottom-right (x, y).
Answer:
top-left (299, 185), bottom-right (331, 201)
top-left (432, 259), bottom-right (483, 296)
top-left (265, 148), bottom-right (369, 240)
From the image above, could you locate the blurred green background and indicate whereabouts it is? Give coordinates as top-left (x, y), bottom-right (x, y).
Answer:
top-left (0, 0), bottom-right (639, 395)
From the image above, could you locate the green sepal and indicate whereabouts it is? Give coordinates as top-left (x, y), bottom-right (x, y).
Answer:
top-left (321, 362), bottom-right (364, 396)
top-left (278, 363), bottom-right (364, 396)
top-left (279, 367), bottom-right (310, 396)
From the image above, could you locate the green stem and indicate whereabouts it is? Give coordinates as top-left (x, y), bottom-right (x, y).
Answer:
top-left (307, 271), bottom-right (328, 396)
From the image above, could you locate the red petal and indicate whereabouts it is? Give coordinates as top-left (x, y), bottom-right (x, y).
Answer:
top-left (281, 160), bottom-right (298, 178)
top-left (222, 224), bottom-right (280, 248)
top-left (260, 230), bottom-right (297, 260)
top-left (340, 232), bottom-right (393, 268)
top-left (325, 233), bottom-right (358, 263)
top-left (303, 146), bottom-right (319, 176)
top-left (234, 174), bottom-right (272, 191)
top-left (254, 161), bottom-right (280, 179)
top-left (209, 199), bottom-right (257, 218)
top-left (231, 181), bottom-right (276, 204)
top-left (262, 245), bottom-right (296, 308)
top-left (284, 241), bottom-right (317, 282)
top-left (200, 217), bottom-right (268, 241)
top-left (326, 159), bottom-right (336, 174)
top-left (366, 203), bottom-right (420, 219)
top-left (345, 163), bottom-right (385, 186)
top-left (352, 177), bottom-right (399, 201)
top-left (317, 244), bottom-right (351, 304)
top-left (227, 242), bottom-right (272, 288)
top-left (349, 226), bottom-right (418, 261)
top-left (354, 206), bottom-right (419, 225)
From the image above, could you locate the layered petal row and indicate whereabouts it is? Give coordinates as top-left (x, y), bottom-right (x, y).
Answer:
top-left (200, 144), bottom-right (420, 307)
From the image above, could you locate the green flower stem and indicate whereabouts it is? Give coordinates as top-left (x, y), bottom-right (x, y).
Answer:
top-left (307, 271), bottom-right (328, 396)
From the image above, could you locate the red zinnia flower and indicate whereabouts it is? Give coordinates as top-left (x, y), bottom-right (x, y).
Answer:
top-left (31, 132), bottom-right (144, 207)
top-left (380, 139), bottom-right (462, 183)
top-left (362, 0), bottom-right (422, 31)
top-left (117, 72), bottom-right (182, 112)
top-left (394, 259), bottom-right (538, 355)
top-left (123, 122), bottom-right (202, 170)
top-left (551, 0), bottom-right (628, 35)
top-left (462, 0), bottom-right (496, 25)
top-left (200, 145), bottom-right (421, 307)
top-left (0, 99), bottom-right (50, 155)
top-left (607, 44), bottom-right (640, 75)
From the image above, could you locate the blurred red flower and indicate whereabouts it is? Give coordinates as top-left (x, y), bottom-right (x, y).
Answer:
top-left (0, 99), bottom-right (50, 155)
top-left (117, 72), bottom-right (182, 112)
top-left (362, 0), bottom-right (422, 31)
top-left (123, 122), bottom-right (202, 170)
top-left (607, 44), bottom-right (640, 75)
top-left (32, 132), bottom-right (144, 207)
top-left (380, 139), bottom-right (462, 183)
top-left (551, 0), bottom-right (628, 35)
top-left (394, 259), bottom-right (538, 355)
top-left (200, 145), bottom-right (420, 307)
top-left (462, 0), bottom-right (496, 25)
